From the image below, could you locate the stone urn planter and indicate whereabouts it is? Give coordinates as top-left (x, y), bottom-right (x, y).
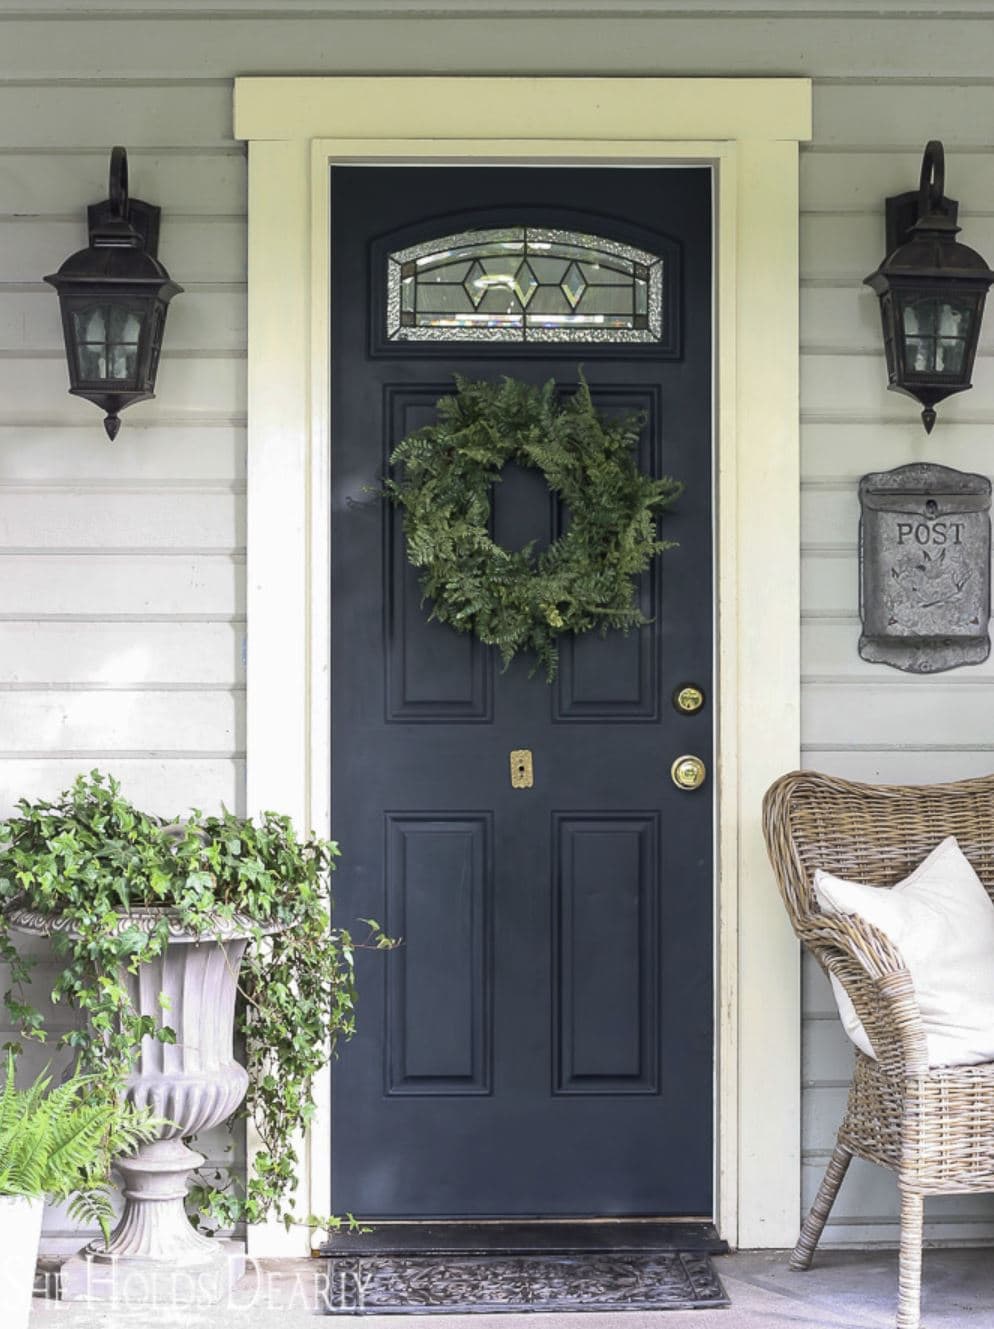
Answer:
top-left (8, 905), bottom-right (271, 1303)
top-left (0, 1195), bottom-right (44, 1329)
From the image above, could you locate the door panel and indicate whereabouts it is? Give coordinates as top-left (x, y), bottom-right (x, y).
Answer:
top-left (553, 813), bottom-right (658, 1093)
top-left (330, 165), bottom-right (713, 1219)
top-left (386, 814), bottom-right (492, 1094)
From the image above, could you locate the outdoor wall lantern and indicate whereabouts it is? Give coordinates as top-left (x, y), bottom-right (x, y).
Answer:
top-left (44, 146), bottom-right (182, 440)
top-left (864, 140), bottom-right (994, 434)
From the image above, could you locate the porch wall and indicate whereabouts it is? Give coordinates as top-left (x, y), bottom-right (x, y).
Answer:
top-left (0, 0), bottom-right (992, 1250)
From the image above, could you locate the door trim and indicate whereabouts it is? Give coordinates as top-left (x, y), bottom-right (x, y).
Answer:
top-left (234, 76), bottom-right (811, 1255)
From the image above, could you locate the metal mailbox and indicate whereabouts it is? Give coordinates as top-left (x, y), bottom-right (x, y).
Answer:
top-left (859, 462), bottom-right (992, 673)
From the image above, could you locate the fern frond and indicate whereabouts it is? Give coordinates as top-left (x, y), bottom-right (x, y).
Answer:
top-left (67, 1186), bottom-right (116, 1248)
top-left (0, 1055), bottom-right (164, 1206)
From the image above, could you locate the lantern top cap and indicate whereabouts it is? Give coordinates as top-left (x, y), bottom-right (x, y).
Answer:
top-left (864, 139), bottom-right (994, 290)
top-left (42, 145), bottom-right (183, 293)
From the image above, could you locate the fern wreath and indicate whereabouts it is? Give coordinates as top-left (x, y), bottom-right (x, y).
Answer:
top-left (384, 374), bottom-right (683, 680)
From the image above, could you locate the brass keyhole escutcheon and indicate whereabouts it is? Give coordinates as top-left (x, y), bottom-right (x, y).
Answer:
top-left (510, 749), bottom-right (534, 789)
top-left (671, 754), bottom-right (707, 791)
top-left (673, 683), bottom-right (706, 715)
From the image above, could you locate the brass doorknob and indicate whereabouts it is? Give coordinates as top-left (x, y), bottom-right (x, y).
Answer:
top-left (671, 754), bottom-right (707, 791)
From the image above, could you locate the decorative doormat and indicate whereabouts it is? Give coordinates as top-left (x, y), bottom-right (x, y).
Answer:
top-left (322, 1251), bottom-right (729, 1314)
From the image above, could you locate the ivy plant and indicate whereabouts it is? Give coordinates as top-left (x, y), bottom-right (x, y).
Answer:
top-left (0, 771), bottom-right (391, 1237)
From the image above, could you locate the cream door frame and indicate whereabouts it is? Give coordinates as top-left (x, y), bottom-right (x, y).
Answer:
top-left (234, 76), bottom-right (811, 1255)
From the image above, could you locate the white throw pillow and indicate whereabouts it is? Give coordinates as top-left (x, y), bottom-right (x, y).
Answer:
top-left (813, 836), bottom-right (994, 1068)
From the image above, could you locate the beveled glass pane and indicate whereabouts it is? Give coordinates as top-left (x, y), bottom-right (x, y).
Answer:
top-left (476, 289), bottom-right (524, 318)
top-left (580, 262), bottom-right (632, 286)
top-left (529, 256), bottom-right (569, 284)
top-left (560, 262), bottom-right (586, 308)
top-left (527, 287), bottom-right (572, 318)
top-left (576, 286), bottom-right (635, 315)
top-left (420, 284), bottom-right (474, 315)
top-left (420, 261), bottom-right (473, 284)
top-left (386, 226), bottom-right (665, 343)
top-left (477, 256), bottom-right (520, 283)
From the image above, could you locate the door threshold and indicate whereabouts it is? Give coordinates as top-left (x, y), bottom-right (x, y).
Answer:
top-left (320, 1219), bottom-right (727, 1257)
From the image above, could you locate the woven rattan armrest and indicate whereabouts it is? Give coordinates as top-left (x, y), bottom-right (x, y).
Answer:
top-left (806, 911), bottom-right (929, 1077)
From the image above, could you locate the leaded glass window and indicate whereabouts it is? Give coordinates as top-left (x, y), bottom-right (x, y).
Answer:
top-left (386, 228), bottom-right (664, 343)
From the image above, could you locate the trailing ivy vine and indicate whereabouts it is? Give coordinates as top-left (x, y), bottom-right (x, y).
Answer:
top-left (384, 374), bottom-right (683, 679)
top-left (0, 771), bottom-right (391, 1237)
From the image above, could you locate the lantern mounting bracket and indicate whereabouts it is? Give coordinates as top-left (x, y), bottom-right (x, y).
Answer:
top-left (87, 196), bottom-right (160, 258)
top-left (86, 146), bottom-right (161, 257)
top-left (884, 140), bottom-right (958, 254)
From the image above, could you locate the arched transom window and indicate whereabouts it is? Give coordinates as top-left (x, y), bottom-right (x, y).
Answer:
top-left (386, 227), bottom-right (664, 343)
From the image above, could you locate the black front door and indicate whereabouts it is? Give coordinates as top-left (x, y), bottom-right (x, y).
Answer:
top-left (330, 166), bottom-right (713, 1220)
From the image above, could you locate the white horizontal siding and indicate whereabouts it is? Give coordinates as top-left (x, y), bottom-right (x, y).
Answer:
top-left (1, 14), bottom-right (994, 79)
top-left (0, 759), bottom-right (244, 818)
top-left (0, 622), bottom-right (244, 685)
top-left (0, 85), bottom-right (233, 149)
top-left (0, 690), bottom-right (241, 753)
top-left (801, 422), bottom-right (994, 478)
top-left (0, 358), bottom-right (245, 423)
top-left (0, 554), bottom-right (243, 617)
top-left (0, 489), bottom-right (242, 548)
top-left (0, 426), bottom-right (245, 480)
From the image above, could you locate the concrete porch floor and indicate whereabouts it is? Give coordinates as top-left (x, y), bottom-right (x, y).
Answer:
top-left (24, 1249), bottom-right (994, 1328)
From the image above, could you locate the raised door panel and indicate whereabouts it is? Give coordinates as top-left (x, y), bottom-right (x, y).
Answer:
top-left (386, 814), bottom-right (493, 1095)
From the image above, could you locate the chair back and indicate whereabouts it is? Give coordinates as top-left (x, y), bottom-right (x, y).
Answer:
top-left (763, 769), bottom-right (994, 933)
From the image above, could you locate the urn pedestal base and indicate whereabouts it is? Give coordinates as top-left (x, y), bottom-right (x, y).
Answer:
top-left (59, 1238), bottom-right (246, 1305)
top-left (60, 1134), bottom-right (248, 1303)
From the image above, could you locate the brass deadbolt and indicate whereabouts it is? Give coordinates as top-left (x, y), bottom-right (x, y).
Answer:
top-left (673, 684), bottom-right (706, 715)
top-left (671, 754), bottom-right (707, 791)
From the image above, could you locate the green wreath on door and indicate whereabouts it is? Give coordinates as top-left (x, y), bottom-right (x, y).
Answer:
top-left (384, 374), bottom-right (683, 681)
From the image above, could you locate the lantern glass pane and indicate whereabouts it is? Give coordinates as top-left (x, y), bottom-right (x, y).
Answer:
top-left (901, 295), bottom-right (974, 378)
top-left (109, 344), bottom-right (138, 379)
top-left (77, 343), bottom-right (106, 379)
top-left (72, 301), bottom-right (145, 383)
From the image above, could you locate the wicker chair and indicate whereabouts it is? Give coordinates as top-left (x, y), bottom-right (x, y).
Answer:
top-left (763, 769), bottom-right (994, 1329)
